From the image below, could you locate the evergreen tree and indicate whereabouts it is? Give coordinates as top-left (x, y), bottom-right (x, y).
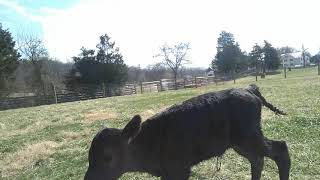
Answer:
top-left (66, 34), bottom-right (127, 91)
top-left (263, 41), bottom-right (280, 71)
top-left (0, 24), bottom-right (20, 96)
top-left (212, 31), bottom-right (243, 76)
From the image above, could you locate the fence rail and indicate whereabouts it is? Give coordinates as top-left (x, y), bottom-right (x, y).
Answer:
top-left (0, 76), bottom-right (222, 110)
top-left (0, 95), bottom-right (54, 110)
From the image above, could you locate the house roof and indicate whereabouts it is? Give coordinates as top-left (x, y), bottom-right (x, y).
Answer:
top-left (281, 52), bottom-right (302, 59)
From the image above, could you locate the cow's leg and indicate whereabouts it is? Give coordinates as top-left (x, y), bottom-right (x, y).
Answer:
top-left (263, 139), bottom-right (290, 180)
top-left (161, 168), bottom-right (191, 180)
top-left (233, 137), bottom-right (290, 180)
top-left (233, 146), bottom-right (264, 180)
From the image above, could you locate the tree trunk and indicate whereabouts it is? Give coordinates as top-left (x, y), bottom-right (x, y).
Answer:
top-left (52, 83), bottom-right (57, 104)
top-left (174, 73), bottom-right (177, 90)
top-left (232, 70), bottom-right (236, 84)
top-left (32, 61), bottom-right (46, 99)
top-left (255, 61), bottom-right (258, 81)
top-left (102, 82), bottom-right (106, 97)
top-left (303, 52), bottom-right (306, 68)
top-left (284, 67), bottom-right (287, 79)
top-left (261, 61), bottom-right (266, 78)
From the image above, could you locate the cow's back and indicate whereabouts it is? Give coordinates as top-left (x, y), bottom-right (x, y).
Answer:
top-left (130, 88), bottom-right (261, 173)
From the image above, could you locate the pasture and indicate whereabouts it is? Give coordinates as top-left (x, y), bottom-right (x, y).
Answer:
top-left (0, 67), bottom-right (319, 179)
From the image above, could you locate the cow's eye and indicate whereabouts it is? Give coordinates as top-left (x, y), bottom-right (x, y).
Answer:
top-left (104, 155), bottom-right (112, 162)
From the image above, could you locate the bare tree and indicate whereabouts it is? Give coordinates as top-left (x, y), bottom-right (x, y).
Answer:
top-left (17, 33), bottom-right (48, 62)
top-left (145, 63), bottom-right (169, 81)
top-left (127, 65), bottom-right (143, 83)
top-left (17, 33), bottom-right (48, 96)
top-left (155, 42), bottom-right (191, 89)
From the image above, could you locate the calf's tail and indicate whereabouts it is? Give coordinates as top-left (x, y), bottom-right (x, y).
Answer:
top-left (247, 84), bottom-right (287, 115)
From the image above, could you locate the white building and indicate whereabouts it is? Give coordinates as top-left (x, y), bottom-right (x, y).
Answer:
top-left (281, 52), bottom-right (310, 68)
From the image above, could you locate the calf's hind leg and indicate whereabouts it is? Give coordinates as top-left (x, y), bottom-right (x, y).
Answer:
top-left (233, 138), bottom-right (290, 180)
top-left (263, 139), bottom-right (291, 180)
top-left (233, 146), bottom-right (264, 180)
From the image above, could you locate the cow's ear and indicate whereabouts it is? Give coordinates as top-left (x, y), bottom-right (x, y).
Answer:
top-left (122, 115), bottom-right (142, 143)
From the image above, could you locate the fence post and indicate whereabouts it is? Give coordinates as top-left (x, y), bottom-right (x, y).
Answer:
top-left (140, 81), bottom-right (143, 94)
top-left (318, 59), bottom-right (320, 75)
top-left (159, 79), bottom-right (163, 92)
top-left (232, 71), bottom-right (236, 84)
top-left (52, 83), bottom-right (58, 104)
top-left (134, 84), bottom-right (137, 94)
top-left (284, 67), bottom-right (287, 79)
top-left (102, 82), bottom-right (106, 97)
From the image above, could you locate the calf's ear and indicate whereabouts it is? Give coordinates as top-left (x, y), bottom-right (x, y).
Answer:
top-left (122, 115), bottom-right (142, 143)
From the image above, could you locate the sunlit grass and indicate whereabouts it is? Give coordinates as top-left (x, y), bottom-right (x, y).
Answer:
top-left (0, 67), bottom-right (319, 179)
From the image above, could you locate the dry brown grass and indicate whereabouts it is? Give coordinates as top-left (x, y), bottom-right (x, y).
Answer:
top-left (1, 141), bottom-right (60, 177)
top-left (140, 109), bottom-right (156, 120)
top-left (0, 124), bottom-right (46, 138)
top-left (61, 129), bottom-right (92, 142)
top-left (83, 109), bottom-right (118, 123)
top-left (139, 106), bottom-right (169, 120)
top-left (61, 131), bottom-right (82, 141)
top-left (0, 115), bottom-right (76, 138)
top-left (261, 109), bottom-right (275, 120)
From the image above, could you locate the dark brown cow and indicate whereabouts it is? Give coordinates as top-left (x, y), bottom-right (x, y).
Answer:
top-left (84, 84), bottom-right (290, 180)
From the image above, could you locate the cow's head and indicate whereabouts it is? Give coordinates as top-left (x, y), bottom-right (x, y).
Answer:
top-left (84, 115), bottom-right (142, 180)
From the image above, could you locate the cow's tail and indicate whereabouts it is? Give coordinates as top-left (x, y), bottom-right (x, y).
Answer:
top-left (247, 84), bottom-right (287, 115)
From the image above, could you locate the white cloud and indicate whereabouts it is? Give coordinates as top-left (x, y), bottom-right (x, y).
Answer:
top-left (39, 7), bottom-right (65, 15)
top-left (0, 0), bottom-right (43, 22)
top-left (40, 0), bottom-right (320, 67)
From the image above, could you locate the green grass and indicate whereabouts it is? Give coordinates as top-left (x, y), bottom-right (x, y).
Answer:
top-left (0, 67), bottom-right (319, 179)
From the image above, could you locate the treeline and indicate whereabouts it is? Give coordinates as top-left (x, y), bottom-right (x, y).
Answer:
top-left (0, 23), bottom-right (75, 97)
top-left (127, 64), bottom-right (207, 82)
top-left (1, 23), bottom-right (320, 98)
top-left (0, 24), bottom-right (207, 97)
top-left (211, 31), bottom-right (320, 81)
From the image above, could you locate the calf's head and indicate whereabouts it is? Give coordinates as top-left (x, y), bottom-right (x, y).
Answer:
top-left (84, 115), bottom-right (142, 180)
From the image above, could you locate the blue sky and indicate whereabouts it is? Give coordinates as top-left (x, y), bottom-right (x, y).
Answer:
top-left (0, 0), bottom-right (78, 37)
top-left (1, 0), bottom-right (320, 67)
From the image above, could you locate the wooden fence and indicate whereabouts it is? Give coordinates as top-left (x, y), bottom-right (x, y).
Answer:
top-left (0, 95), bottom-right (54, 110)
top-left (138, 76), bottom-right (222, 93)
top-left (0, 76), bottom-right (222, 110)
top-left (55, 83), bottom-right (137, 103)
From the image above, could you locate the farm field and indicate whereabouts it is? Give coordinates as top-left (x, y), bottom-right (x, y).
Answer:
top-left (0, 67), bottom-right (319, 180)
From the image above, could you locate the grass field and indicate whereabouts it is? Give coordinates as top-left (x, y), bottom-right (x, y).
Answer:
top-left (0, 67), bottom-right (319, 180)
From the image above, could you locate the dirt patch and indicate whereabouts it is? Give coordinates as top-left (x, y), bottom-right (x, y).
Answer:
top-left (83, 109), bottom-right (118, 123)
top-left (1, 141), bottom-right (60, 177)
top-left (140, 106), bottom-right (169, 120)
top-left (261, 109), bottom-right (274, 120)
top-left (61, 131), bottom-right (82, 141)
top-left (61, 129), bottom-right (92, 141)
top-left (140, 110), bottom-right (156, 120)
top-left (0, 123), bottom-right (5, 129)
